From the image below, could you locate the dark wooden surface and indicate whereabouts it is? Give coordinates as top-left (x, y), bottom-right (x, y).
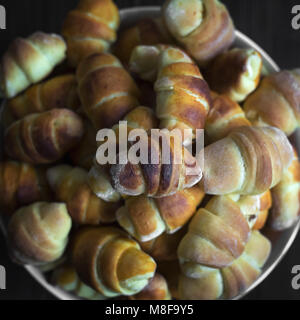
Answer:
top-left (0, 0), bottom-right (300, 300)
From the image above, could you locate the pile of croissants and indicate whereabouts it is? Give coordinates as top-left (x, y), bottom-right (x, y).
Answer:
top-left (0, 0), bottom-right (299, 300)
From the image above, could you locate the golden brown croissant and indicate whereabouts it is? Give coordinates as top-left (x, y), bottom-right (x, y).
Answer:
top-left (162, 0), bottom-right (235, 66)
top-left (0, 161), bottom-right (50, 215)
top-left (8, 202), bottom-right (72, 265)
top-left (62, 0), bottom-right (120, 67)
top-left (253, 190), bottom-right (272, 230)
top-left (244, 70), bottom-right (300, 136)
top-left (77, 53), bottom-right (140, 130)
top-left (270, 149), bottom-right (300, 230)
top-left (178, 195), bottom-right (251, 275)
top-left (201, 126), bottom-right (294, 195)
top-left (205, 92), bottom-right (251, 143)
top-left (71, 226), bottom-right (156, 297)
top-left (130, 273), bottom-right (171, 300)
top-left (69, 119), bottom-right (97, 170)
top-left (52, 264), bottom-right (106, 300)
top-left (130, 45), bottom-right (211, 144)
top-left (206, 48), bottom-right (263, 102)
top-left (0, 32), bottom-right (66, 98)
top-left (7, 74), bottom-right (80, 120)
top-left (178, 230), bottom-right (271, 299)
top-left (47, 164), bottom-right (120, 225)
top-left (116, 185), bottom-right (204, 242)
top-left (88, 106), bottom-right (158, 202)
top-left (5, 108), bottom-right (84, 164)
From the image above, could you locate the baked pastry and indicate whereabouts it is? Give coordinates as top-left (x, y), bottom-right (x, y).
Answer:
top-left (8, 202), bottom-right (71, 264)
top-left (71, 226), bottom-right (156, 297)
top-left (206, 48), bottom-right (262, 102)
top-left (244, 69), bottom-right (300, 136)
top-left (178, 230), bottom-right (271, 299)
top-left (116, 185), bottom-right (204, 242)
top-left (205, 92), bottom-right (251, 143)
top-left (270, 149), bottom-right (300, 230)
top-left (130, 45), bottom-right (211, 144)
top-left (130, 273), bottom-right (171, 300)
top-left (201, 126), bottom-right (294, 195)
top-left (0, 32), bottom-right (66, 98)
top-left (7, 74), bottom-right (80, 120)
top-left (178, 195), bottom-right (251, 275)
top-left (0, 161), bottom-right (50, 215)
top-left (5, 108), bottom-right (84, 164)
top-left (253, 190), bottom-right (272, 230)
top-left (62, 0), bottom-right (120, 67)
top-left (52, 264), bottom-right (106, 300)
top-left (77, 53), bottom-right (140, 130)
top-left (47, 165), bottom-right (120, 225)
top-left (162, 0), bottom-right (235, 66)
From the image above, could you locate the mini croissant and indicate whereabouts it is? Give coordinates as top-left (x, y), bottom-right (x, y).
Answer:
top-left (244, 69), bottom-right (300, 136)
top-left (116, 185), bottom-right (204, 242)
top-left (270, 149), bottom-right (300, 230)
top-left (0, 161), bottom-right (50, 216)
top-left (47, 165), bottom-right (120, 225)
top-left (201, 126), bottom-right (294, 195)
top-left (162, 0), bottom-right (235, 66)
top-left (5, 108), bottom-right (84, 164)
top-left (178, 231), bottom-right (271, 299)
top-left (206, 48), bottom-right (263, 102)
top-left (62, 0), bottom-right (120, 67)
top-left (0, 32), bottom-right (66, 98)
top-left (8, 202), bottom-right (72, 265)
top-left (7, 74), bottom-right (80, 120)
top-left (77, 53), bottom-right (140, 130)
top-left (71, 226), bottom-right (156, 297)
top-left (130, 45), bottom-right (211, 144)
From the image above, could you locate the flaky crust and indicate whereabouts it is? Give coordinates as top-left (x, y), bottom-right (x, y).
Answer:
top-left (71, 226), bottom-right (156, 297)
top-left (62, 0), bottom-right (120, 67)
top-left (163, 0), bottom-right (235, 66)
top-left (0, 32), bottom-right (66, 98)
top-left (8, 202), bottom-right (71, 264)
top-left (77, 53), bottom-right (140, 130)
top-left (4, 108), bottom-right (84, 164)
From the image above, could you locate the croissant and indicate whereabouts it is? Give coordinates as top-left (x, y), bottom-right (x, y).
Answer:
top-left (110, 130), bottom-right (202, 197)
top-left (205, 92), bottom-right (251, 143)
top-left (7, 74), bottom-right (80, 120)
top-left (114, 18), bottom-right (168, 66)
top-left (0, 161), bottom-right (50, 215)
top-left (71, 226), bottom-right (156, 297)
top-left (140, 227), bottom-right (187, 262)
top-left (253, 190), bottom-right (272, 230)
top-left (270, 149), bottom-right (300, 230)
top-left (0, 32), bottom-right (66, 98)
top-left (88, 106), bottom-right (158, 202)
top-left (8, 202), bottom-right (72, 264)
top-left (77, 53), bottom-right (140, 130)
top-left (70, 119), bottom-right (97, 170)
top-left (162, 0), bottom-right (235, 66)
top-left (5, 108), bottom-right (84, 164)
top-left (130, 273), bottom-right (171, 300)
top-left (130, 45), bottom-right (211, 144)
top-left (201, 126), bottom-right (294, 195)
top-left (62, 0), bottom-right (120, 67)
top-left (116, 185), bottom-right (204, 242)
top-left (206, 48), bottom-right (263, 102)
top-left (52, 264), bottom-right (106, 300)
top-left (244, 70), bottom-right (300, 136)
top-left (178, 230), bottom-right (271, 299)
top-left (178, 195), bottom-right (250, 275)
top-left (47, 165), bottom-right (120, 225)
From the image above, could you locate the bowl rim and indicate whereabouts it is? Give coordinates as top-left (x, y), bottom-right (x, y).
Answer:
top-left (2, 5), bottom-right (300, 301)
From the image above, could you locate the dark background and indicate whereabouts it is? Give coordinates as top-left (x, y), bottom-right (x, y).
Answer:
top-left (0, 0), bottom-right (299, 300)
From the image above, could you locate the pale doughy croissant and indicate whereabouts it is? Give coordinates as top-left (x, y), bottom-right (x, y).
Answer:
top-left (0, 32), bottom-right (66, 98)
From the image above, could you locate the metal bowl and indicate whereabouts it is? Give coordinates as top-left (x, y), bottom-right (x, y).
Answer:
top-left (1, 6), bottom-right (300, 300)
